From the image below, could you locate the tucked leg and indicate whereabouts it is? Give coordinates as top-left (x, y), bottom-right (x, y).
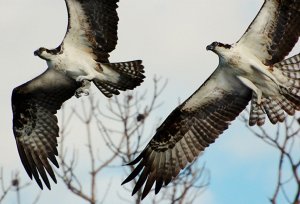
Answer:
top-left (237, 76), bottom-right (263, 104)
top-left (75, 79), bottom-right (91, 98)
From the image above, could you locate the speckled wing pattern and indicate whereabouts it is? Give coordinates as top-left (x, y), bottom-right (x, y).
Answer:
top-left (64, 0), bottom-right (119, 62)
top-left (12, 69), bottom-right (79, 189)
top-left (238, 0), bottom-right (300, 65)
top-left (122, 68), bottom-right (251, 199)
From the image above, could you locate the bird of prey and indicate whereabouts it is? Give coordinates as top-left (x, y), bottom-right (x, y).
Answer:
top-left (12, 0), bottom-right (145, 190)
top-left (122, 0), bottom-right (300, 199)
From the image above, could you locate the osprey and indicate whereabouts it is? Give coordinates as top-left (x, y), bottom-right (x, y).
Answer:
top-left (122, 0), bottom-right (300, 199)
top-left (12, 0), bottom-right (145, 189)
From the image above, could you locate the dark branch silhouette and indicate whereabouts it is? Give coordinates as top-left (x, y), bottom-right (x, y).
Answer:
top-left (56, 77), bottom-right (209, 203)
top-left (241, 111), bottom-right (300, 204)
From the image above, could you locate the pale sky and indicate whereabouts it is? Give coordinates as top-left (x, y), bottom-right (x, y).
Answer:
top-left (1, 0), bottom-right (299, 203)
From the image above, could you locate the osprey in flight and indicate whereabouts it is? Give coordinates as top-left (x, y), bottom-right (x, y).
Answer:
top-left (12, 0), bottom-right (144, 189)
top-left (122, 0), bottom-right (300, 199)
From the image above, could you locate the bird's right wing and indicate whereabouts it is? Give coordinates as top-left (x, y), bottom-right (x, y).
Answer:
top-left (237, 0), bottom-right (300, 65)
top-left (63, 0), bottom-right (120, 62)
top-left (122, 67), bottom-right (251, 199)
top-left (12, 69), bottom-right (79, 189)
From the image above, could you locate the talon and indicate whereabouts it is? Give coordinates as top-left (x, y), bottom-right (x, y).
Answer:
top-left (75, 91), bottom-right (82, 98)
top-left (75, 89), bottom-right (83, 98)
top-left (75, 87), bottom-right (90, 98)
top-left (83, 89), bottom-right (89, 96)
top-left (75, 79), bottom-right (91, 98)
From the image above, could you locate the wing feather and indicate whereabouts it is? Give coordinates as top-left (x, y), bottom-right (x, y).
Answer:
top-left (12, 69), bottom-right (79, 189)
top-left (238, 0), bottom-right (300, 65)
top-left (122, 67), bottom-right (251, 198)
top-left (176, 142), bottom-right (188, 169)
top-left (170, 148), bottom-right (179, 177)
top-left (63, 0), bottom-right (119, 62)
top-left (142, 171), bottom-right (156, 199)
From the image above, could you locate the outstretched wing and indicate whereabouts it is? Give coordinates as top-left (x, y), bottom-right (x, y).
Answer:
top-left (63, 0), bottom-right (119, 62)
top-left (12, 69), bottom-right (79, 189)
top-left (237, 0), bottom-right (300, 65)
top-left (122, 67), bottom-right (251, 199)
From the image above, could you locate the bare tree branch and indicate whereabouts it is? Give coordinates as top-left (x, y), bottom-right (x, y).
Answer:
top-left (55, 76), bottom-right (209, 204)
top-left (241, 111), bottom-right (300, 204)
top-left (0, 168), bottom-right (37, 204)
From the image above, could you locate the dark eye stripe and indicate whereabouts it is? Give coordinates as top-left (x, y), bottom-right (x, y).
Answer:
top-left (218, 43), bottom-right (231, 49)
top-left (48, 46), bottom-right (63, 55)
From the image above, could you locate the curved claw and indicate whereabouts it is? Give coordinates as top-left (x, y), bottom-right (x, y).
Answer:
top-left (75, 88), bottom-right (90, 98)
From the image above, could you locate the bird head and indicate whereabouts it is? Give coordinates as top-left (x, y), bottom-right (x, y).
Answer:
top-left (206, 41), bottom-right (232, 53)
top-left (34, 47), bottom-right (51, 60)
top-left (34, 46), bottom-right (62, 61)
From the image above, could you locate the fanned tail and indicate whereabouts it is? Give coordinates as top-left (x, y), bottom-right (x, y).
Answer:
top-left (276, 53), bottom-right (300, 111)
top-left (93, 60), bottom-right (145, 98)
top-left (93, 81), bottom-right (120, 97)
top-left (249, 53), bottom-right (300, 126)
top-left (249, 92), bottom-right (298, 126)
top-left (275, 53), bottom-right (300, 71)
top-left (249, 94), bottom-right (266, 126)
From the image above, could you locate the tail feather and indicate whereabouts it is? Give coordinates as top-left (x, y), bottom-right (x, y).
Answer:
top-left (249, 87), bottom-right (300, 126)
top-left (93, 81), bottom-right (120, 98)
top-left (94, 60), bottom-right (145, 98)
top-left (249, 95), bottom-right (287, 126)
top-left (249, 53), bottom-right (300, 126)
top-left (275, 53), bottom-right (300, 78)
top-left (280, 87), bottom-right (300, 111)
top-left (108, 60), bottom-right (145, 79)
top-left (249, 95), bottom-right (265, 126)
top-left (276, 53), bottom-right (300, 109)
top-left (275, 53), bottom-right (300, 70)
top-left (290, 87), bottom-right (300, 97)
top-left (282, 71), bottom-right (300, 79)
top-left (278, 96), bottom-right (295, 115)
top-left (262, 98), bottom-right (285, 124)
top-left (290, 80), bottom-right (300, 88)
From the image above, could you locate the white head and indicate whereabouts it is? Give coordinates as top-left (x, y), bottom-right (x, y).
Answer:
top-left (34, 46), bottom-right (62, 61)
top-left (206, 41), bottom-right (234, 64)
top-left (206, 41), bottom-right (232, 54)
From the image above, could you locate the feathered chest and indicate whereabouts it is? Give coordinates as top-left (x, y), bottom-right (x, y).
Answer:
top-left (46, 49), bottom-right (97, 77)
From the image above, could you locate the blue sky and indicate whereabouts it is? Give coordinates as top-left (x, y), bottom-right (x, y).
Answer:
top-left (1, 0), bottom-right (299, 203)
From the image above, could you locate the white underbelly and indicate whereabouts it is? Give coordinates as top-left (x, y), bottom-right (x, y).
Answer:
top-left (48, 52), bottom-right (98, 80)
top-left (252, 74), bottom-right (280, 96)
top-left (233, 62), bottom-right (282, 97)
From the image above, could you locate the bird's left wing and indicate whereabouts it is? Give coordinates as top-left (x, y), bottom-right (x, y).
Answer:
top-left (63, 0), bottom-right (119, 62)
top-left (237, 0), bottom-right (300, 65)
top-left (122, 67), bottom-right (251, 199)
top-left (12, 69), bottom-right (79, 189)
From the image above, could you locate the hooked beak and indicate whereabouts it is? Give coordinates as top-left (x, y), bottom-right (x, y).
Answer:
top-left (34, 50), bottom-right (39, 56)
top-left (206, 44), bottom-right (214, 51)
